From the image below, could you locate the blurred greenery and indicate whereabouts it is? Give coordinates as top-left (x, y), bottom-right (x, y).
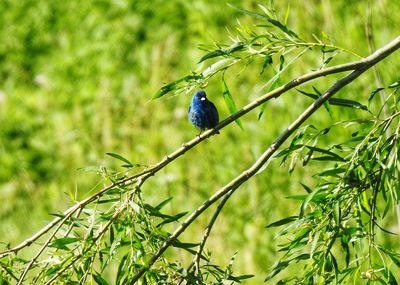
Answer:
top-left (0, 0), bottom-right (400, 283)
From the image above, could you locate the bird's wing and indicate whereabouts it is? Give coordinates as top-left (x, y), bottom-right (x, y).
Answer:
top-left (209, 102), bottom-right (219, 126)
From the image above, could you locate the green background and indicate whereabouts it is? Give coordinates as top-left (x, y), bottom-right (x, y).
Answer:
top-left (1, 0), bottom-right (399, 283)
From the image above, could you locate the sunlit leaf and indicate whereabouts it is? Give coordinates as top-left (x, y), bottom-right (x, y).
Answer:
top-left (222, 76), bottom-right (243, 129)
top-left (106, 153), bottom-right (136, 168)
top-left (153, 75), bottom-right (203, 99)
top-left (266, 216), bottom-right (298, 228)
top-left (93, 272), bottom-right (109, 285)
top-left (49, 237), bottom-right (81, 250)
top-left (298, 88), bottom-right (368, 110)
top-left (228, 5), bottom-right (299, 39)
top-left (198, 43), bottom-right (249, 63)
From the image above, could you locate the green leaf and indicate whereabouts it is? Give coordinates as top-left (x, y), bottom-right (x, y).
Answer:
top-left (260, 54), bottom-right (273, 74)
top-left (316, 168), bottom-right (345, 178)
top-left (323, 100), bottom-right (333, 118)
top-left (110, 225), bottom-right (115, 245)
top-left (310, 231), bottom-right (321, 259)
top-left (285, 194), bottom-right (307, 201)
top-left (279, 54), bottom-right (285, 71)
top-left (265, 254), bottom-right (309, 281)
top-left (77, 166), bottom-right (103, 173)
top-left (106, 152), bottom-right (135, 168)
top-left (299, 187), bottom-right (323, 217)
top-left (300, 183), bottom-right (312, 194)
top-left (274, 144), bottom-right (302, 159)
top-left (116, 254), bottom-right (128, 285)
top-left (341, 234), bottom-right (350, 267)
top-left (329, 97), bottom-right (368, 111)
top-left (152, 75), bottom-right (203, 99)
top-left (266, 216), bottom-right (298, 228)
top-left (154, 197), bottom-right (173, 211)
top-left (388, 81), bottom-right (400, 88)
top-left (228, 274), bottom-right (255, 282)
top-left (172, 240), bottom-right (200, 255)
top-left (49, 237), bottom-right (81, 250)
top-left (98, 198), bottom-right (121, 204)
top-left (258, 75), bottom-right (281, 120)
top-left (198, 43), bottom-right (248, 63)
top-left (368, 87), bottom-right (385, 102)
top-left (265, 260), bottom-right (290, 281)
top-left (45, 265), bottom-right (61, 276)
top-left (330, 252), bottom-right (339, 282)
top-left (171, 240), bottom-right (199, 249)
top-left (228, 5), bottom-right (299, 39)
top-left (222, 75), bottom-right (243, 129)
top-left (157, 211), bottom-right (188, 227)
top-left (93, 272), bottom-right (109, 285)
top-left (380, 248), bottom-right (400, 267)
top-left (298, 88), bottom-right (368, 110)
top-left (386, 269), bottom-right (398, 285)
top-left (303, 145), bottom-right (345, 161)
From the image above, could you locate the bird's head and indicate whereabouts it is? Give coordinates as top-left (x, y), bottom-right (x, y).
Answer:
top-left (193, 90), bottom-right (207, 102)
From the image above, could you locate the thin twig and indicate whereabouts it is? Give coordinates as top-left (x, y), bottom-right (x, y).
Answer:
top-left (188, 190), bottom-right (234, 278)
top-left (129, 36), bottom-right (400, 283)
top-left (176, 190), bottom-right (236, 285)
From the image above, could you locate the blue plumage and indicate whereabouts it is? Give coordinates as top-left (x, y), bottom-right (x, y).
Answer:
top-left (188, 90), bottom-right (219, 131)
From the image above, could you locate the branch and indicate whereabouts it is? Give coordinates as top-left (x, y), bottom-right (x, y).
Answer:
top-left (3, 35), bottom-right (399, 282)
top-left (0, 49), bottom-right (374, 260)
top-left (129, 36), bottom-right (400, 283)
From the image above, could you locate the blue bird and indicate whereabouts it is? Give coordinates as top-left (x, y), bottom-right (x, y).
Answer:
top-left (188, 90), bottom-right (219, 132)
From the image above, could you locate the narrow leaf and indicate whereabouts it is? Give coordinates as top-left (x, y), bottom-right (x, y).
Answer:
top-left (266, 216), bottom-right (298, 228)
top-left (106, 153), bottom-right (134, 168)
top-left (157, 211), bottom-right (188, 227)
top-left (258, 75), bottom-right (281, 120)
top-left (222, 75), bottom-right (243, 129)
top-left (93, 272), bottom-right (109, 285)
top-left (116, 254), bottom-right (129, 285)
top-left (228, 5), bottom-right (299, 39)
top-left (298, 89), bottom-right (368, 110)
top-left (153, 75), bottom-right (203, 99)
top-left (49, 237), bottom-right (81, 250)
top-left (198, 43), bottom-right (248, 63)
top-left (260, 54), bottom-right (273, 74)
top-left (154, 197), bottom-right (173, 211)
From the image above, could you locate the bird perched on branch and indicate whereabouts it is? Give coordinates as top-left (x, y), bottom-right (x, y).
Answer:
top-left (188, 90), bottom-right (219, 133)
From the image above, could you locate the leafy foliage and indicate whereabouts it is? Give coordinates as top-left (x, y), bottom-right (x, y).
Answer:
top-left (0, 1), bottom-right (400, 284)
top-left (269, 84), bottom-right (400, 283)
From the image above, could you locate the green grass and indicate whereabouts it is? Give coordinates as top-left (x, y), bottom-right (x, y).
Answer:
top-left (1, 0), bottom-right (400, 283)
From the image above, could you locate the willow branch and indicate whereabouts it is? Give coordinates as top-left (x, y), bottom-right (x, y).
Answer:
top-left (129, 36), bottom-right (400, 283)
top-left (0, 55), bottom-right (362, 259)
top-left (1, 37), bottom-right (398, 263)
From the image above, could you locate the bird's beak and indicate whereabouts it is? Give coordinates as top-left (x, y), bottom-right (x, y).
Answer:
top-left (200, 97), bottom-right (206, 101)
